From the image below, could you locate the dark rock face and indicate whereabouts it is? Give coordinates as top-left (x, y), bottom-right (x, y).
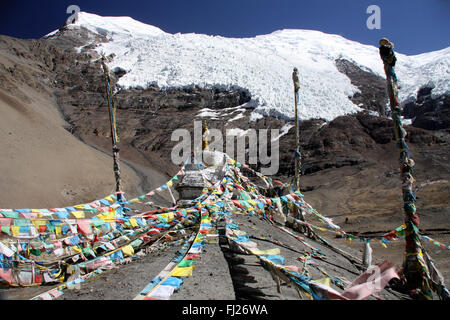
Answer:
top-left (335, 58), bottom-right (450, 132)
top-left (45, 26), bottom-right (108, 50)
top-left (116, 85), bottom-right (250, 113)
top-left (54, 63), bottom-right (253, 175)
top-left (112, 66), bottom-right (127, 78)
top-left (279, 111), bottom-right (446, 176)
top-left (403, 87), bottom-right (450, 131)
top-left (335, 58), bottom-right (388, 116)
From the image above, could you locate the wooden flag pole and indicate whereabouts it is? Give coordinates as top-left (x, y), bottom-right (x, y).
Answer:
top-left (101, 56), bottom-right (123, 204)
top-left (379, 38), bottom-right (433, 298)
top-left (292, 67), bottom-right (301, 192)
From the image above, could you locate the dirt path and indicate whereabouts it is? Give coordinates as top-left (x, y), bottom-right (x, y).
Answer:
top-left (58, 243), bottom-right (184, 300)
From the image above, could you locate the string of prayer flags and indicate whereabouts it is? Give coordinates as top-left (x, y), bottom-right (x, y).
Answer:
top-left (1, 151), bottom-right (448, 300)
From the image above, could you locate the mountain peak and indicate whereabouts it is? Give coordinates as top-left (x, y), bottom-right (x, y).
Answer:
top-left (53, 11), bottom-right (166, 38)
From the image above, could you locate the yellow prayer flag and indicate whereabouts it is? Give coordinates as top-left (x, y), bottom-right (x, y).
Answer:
top-left (129, 219), bottom-right (139, 227)
top-left (194, 237), bottom-right (203, 243)
top-left (98, 210), bottom-right (115, 221)
top-left (304, 292), bottom-right (313, 300)
top-left (71, 211), bottom-right (85, 219)
top-left (11, 226), bottom-right (20, 236)
top-left (55, 226), bottom-right (62, 236)
top-left (171, 266), bottom-right (194, 277)
top-left (159, 212), bottom-right (175, 222)
top-left (121, 245), bottom-right (134, 257)
top-left (72, 246), bottom-right (82, 253)
top-left (32, 220), bottom-right (46, 228)
top-left (250, 248), bottom-right (280, 256)
top-left (167, 180), bottom-right (173, 188)
top-left (311, 277), bottom-right (331, 287)
top-left (234, 230), bottom-right (247, 236)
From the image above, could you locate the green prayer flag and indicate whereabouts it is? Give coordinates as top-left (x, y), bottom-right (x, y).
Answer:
top-left (30, 249), bottom-right (42, 256)
top-left (14, 218), bottom-right (30, 226)
top-left (92, 219), bottom-right (105, 228)
top-left (240, 191), bottom-right (251, 200)
top-left (130, 239), bottom-right (143, 248)
top-left (0, 211), bottom-right (20, 218)
top-left (178, 259), bottom-right (195, 267)
top-left (1, 226), bottom-right (10, 235)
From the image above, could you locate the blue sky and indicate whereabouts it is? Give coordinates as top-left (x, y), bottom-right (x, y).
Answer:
top-left (0, 0), bottom-right (449, 55)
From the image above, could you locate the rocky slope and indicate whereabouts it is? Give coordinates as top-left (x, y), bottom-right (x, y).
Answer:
top-left (0, 32), bottom-right (169, 209)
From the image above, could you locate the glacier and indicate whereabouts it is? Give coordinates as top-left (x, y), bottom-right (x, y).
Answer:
top-left (52, 12), bottom-right (450, 122)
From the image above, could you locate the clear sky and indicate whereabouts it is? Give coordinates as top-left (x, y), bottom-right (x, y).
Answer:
top-left (0, 0), bottom-right (449, 55)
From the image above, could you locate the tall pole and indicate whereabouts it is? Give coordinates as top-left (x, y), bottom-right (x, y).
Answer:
top-left (379, 38), bottom-right (430, 298)
top-left (202, 120), bottom-right (209, 151)
top-left (291, 67), bottom-right (309, 229)
top-left (101, 56), bottom-right (123, 204)
top-left (292, 67), bottom-right (301, 192)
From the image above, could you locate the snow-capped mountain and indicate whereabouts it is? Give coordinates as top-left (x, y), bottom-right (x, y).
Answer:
top-left (50, 12), bottom-right (449, 122)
